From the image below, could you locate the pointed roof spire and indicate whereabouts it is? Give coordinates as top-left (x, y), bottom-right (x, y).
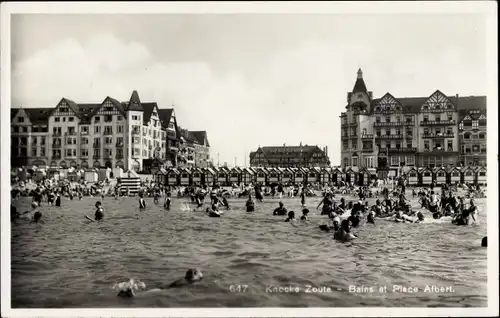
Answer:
top-left (352, 68), bottom-right (368, 93)
top-left (127, 90), bottom-right (143, 111)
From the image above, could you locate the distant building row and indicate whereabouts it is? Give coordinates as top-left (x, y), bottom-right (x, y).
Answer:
top-left (340, 69), bottom-right (487, 177)
top-left (249, 144), bottom-right (330, 168)
top-left (10, 91), bottom-right (211, 172)
top-left (152, 165), bottom-right (486, 187)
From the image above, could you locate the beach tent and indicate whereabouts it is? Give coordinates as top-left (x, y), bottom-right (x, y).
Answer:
top-left (216, 168), bottom-right (229, 186)
top-left (406, 167), bottom-right (419, 185)
top-left (475, 166), bottom-right (487, 185)
top-left (280, 168), bottom-right (292, 184)
top-left (267, 167), bottom-right (280, 185)
top-left (331, 167), bottom-right (342, 186)
top-left (345, 167), bottom-right (359, 185)
top-left (447, 166), bottom-right (461, 184)
top-left (433, 167), bottom-right (447, 185)
top-left (203, 168), bottom-right (216, 186)
top-left (358, 167), bottom-right (370, 186)
top-left (292, 167), bottom-right (306, 184)
top-left (461, 166), bottom-right (475, 184)
top-left (419, 167), bottom-right (433, 185)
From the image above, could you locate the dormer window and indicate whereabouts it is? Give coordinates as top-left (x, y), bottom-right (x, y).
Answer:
top-left (375, 107), bottom-right (381, 112)
top-left (357, 93), bottom-right (363, 99)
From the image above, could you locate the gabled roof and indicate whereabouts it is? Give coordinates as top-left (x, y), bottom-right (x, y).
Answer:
top-left (142, 102), bottom-right (159, 125)
top-left (77, 103), bottom-right (101, 124)
top-left (14, 107), bottom-right (53, 125)
top-left (11, 108), bottom-right (19, 120)
top-left (127, 90), bottom-right (143, 111)
top-left (190, 131), bottom-right (210, 147)
top-left (158, 108), bottom-right (174, 128)
top-left (368, 95), bottom-right (486, 114)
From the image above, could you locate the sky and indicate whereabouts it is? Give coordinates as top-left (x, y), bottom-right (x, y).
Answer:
top-left (10, 13), bottom-right (488, 166)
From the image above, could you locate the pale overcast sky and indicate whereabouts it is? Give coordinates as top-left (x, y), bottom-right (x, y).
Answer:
top-left (11, 13), bottom-right (488, 166)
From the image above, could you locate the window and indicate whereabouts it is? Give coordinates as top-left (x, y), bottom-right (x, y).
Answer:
top-left (396, 128), bottom-right (401, 135)
top-left (472, 120), bottom-right (478, 129)
top-left (376, 129), bottom-right (381, 137)
top-left (446, 127), bottom-right (453, 134)
top-left (68, 117), bottom-right (74, 122)
top-left (18, 117), bottom-right (25, 123)
top-left (104, 115), bottom-right (112, 122)
top-left (351, 140), bottom-right (357, 149)
top-left (385, 116), bottom-right (390, 123)
top-left (435, 114), bottom-right (441, 122)
top-left (376, 117), bottom-right (381, 123)
top-left (435, 128), bottom-right (441, 135)
top-left (406, 142), bottom-right (412, 149)
top-left (352, 157), bottom-right (358, 167)
top-left (385, 129), bottom-right (390, 136)
top-left (118, 126), bottom-right (124, 133)
top-left (41, 137), bottom-right (46, 145)
top-left (406, 155), bottom-right (415, 166)
top-left (434, 141), bottom-right (443, 150)
top-left (133, 148), bottom-right (140, 156)
top-left (132, 115), bottom-right (139, 121)
top-left (104, 106), bottom-right (113, 112)
top-left (117, 116), bottom-right (123, 121)
top-left (31, 147), bottom-right (37, 157)
top-left (396, 142), bottom-right (401, 149)
top-left (396, 116), bottom-right (400, 122)
top-left (81, 126), bottom-right (89, 134)
top-left (362, 128), bottom-right (367, 135)
top-left (423, 115), bottom-right (429, 122)
top-left (405, 116), bottom-right (412, 123)
top-left (40, 148), bottom-right (46, 157)
top-left (94, 126), bottom-right (100, 134)
top-left (424, 141), bottom-right (430, 150)
top-left (479, 133), bottom-right (485, 139)
top-left (94, 116), bottom-right (100, 123)
top-left (62, 117), bottom-right (66, 122)
top-left (104, 126), bottom-right (113, 134)
top-left (447, 114), bottom-right (453, 121)
top-left (406, 129), bottom-right (413, 136)
top-left (464, 132), bottom-right (471, 139)
top-left (447, 141), bottom-right (453, 151)
top-left (391, 156), bottom-right (399, 166)
top-left (343, 142), bottom-right (348, 150)
top-left (143, 138), bottom-right (147, 145)
top-left (81, 137), bottom-right (88, 144)
top-left (55, 117), bottom-right (60, 122)
top-left (376, 143), bottom-right (381, 150)
top-left (105, 137), bottom-right (113, 144)
top-left (423, 128), bottom-right (429, 135)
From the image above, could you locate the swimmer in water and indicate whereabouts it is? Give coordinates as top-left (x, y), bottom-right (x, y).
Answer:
top-left (139, 194), bottom-right (146, 210)
top-left (32, 211), bottom-right (42, 223)
top-left (206, 207), bottom-right (221, 218)
top-left (222, 197), bottom-right (230, 210)
top-left (284, 211), bottom-right (295, 222)
top-left (95, 201), bottom-right (104, 221)
top-left (333, 220), bottom-right (357, 242)
top-left (245, 194), bottom-right (255, 212)
top-left (300, 208), bottom-right (309, 221)
top-left (367, 210), bottom-right (375, 224)
top-left (55, 193), bottom-right (61, 207)
top-left (164, 192), bottom-right (171, 211)
top-left (273, 202), bottom-right (287, 216)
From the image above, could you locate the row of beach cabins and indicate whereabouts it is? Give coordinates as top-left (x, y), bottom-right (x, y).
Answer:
top-left (153, 165), bottom-right (487, 187)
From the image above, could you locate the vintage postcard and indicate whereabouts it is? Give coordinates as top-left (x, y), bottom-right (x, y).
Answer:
top-left (1, 1), bottom-right (498, 317)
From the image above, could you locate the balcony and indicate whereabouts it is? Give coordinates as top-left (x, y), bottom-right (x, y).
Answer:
top-left (93, 154), bottom-right (101, 159)
top-left (361, 134), bottom-right (374, 140)
top-left (422, 133), bottom-right (454, 139)
top-left (373, 122), bottom-right (403, 127)
top-left (116, 142), bottom-right (124, 147)
top-left (103, 131), bottom-right (113, 135)
top-left (420, 120), bottom-right (456, 126)
top-left (387, 147), bottom-right (417, 153)
top-left (80, 131), bottom-right (89, 135)
top-left (52, 144), bottom-right (62, 149)
top-left (65, 131), bottom-right (77, 136)
top-left (341, 135), bottom-right (349, 140)
top-left (361, 148), bottom-right (374, 152)
top-left (349, 134), bottom-right (358, 139)
top-left (132, 130), bottom-right (140, 135)
top-left (404, 121), bottom-right (415, 126)
top-left (52, 155), bottom-right (62, 160)
top-left (422, 148), bottom-right (457, 154)
top-left (116, 154), bottom-right (124, 159)
top-left (81, 153), bottom-right (89, 158)
top-left (375, 134), bottom-right (403, 140)
top-left (104, 155), bottom-right (113, 160)
top-left (52, 132), bottom-right (62, 136)
top-left (93, 143), bottom-right (101, 148)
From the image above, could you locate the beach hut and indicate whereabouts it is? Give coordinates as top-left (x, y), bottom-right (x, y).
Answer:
top-left (433, 167), bottom-right (447, 185)
top-left (66, 169), bottom-right (79, 182)
top-left (191, 168), bottom-right (203, 186)
top-left (229, 167), bottom-right (241, 185)
top-left (166, 168), bottom-right (180, 186)
top-left (120, 170), bottom-right (141, 195)
top-left (419, 167), bottom-right (433, 185)
top-left (254, 167), bottom-right (268, 185)
top-left (179, 168), bottom-right (191, 186)
top-left (448, 166), bottom-right (461, 184)
top-left (406, 167), bottom-right (419, 185)
top-left (461, 166), bottom-right (475, 184)
top-left (84, 169), bottom-right (98, 183)
top-left (216, 168), bottom-right (229, 186)
top-left (330, 167), bottom-right (342, 186)
top-left (320, 167), bottom-right (331, 185)
top-left (278, 168), bottom-right (291, 184)
top-left (358, 167), bottom-right (370, 186)
top-left (475, 166), bottom-right (487, 185)
top-left (306, 167), bottom-right (320, 185)
top-left (345, 167), bottom-right (358, 185)
top-left (267, 167), bottom-right (280, 185)
top-left (203, 168), bottom-right (216, 186)
top-left (241, 168), bottom-right (255, 185)
top-left (155, 168), bottom-right (168, 185)
top-left (292, 168), bottom-right (305, 185)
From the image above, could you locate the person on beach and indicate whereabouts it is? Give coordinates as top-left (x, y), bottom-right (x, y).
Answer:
top-left (55, 193), bottom-right (61, 207)
top-left (317, 193), bottom-right (333, 215)
top-left (300, 190), bottom-right (306, 207)
top-left (139, 194), bottom-right (147, 210)
top-left (164, 192), bottom-right (171, 210)
top-left (221, 197), bottom-right (230, 210)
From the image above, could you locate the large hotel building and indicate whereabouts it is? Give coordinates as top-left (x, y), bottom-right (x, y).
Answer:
top-left (10, 91), bottom-right (211, 171)
top-left (340, 69), bottom-right (486, 176)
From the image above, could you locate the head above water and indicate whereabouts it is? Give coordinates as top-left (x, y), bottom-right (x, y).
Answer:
top-left (341, 219), bottom-right (351, 232)
top-left (33, 211), bottom-right (42, 222)
top-left (302, 208), bottom-right (309, 215)
top-left (31, 202), bottom-right (38, 209)
top-left (417, 211), bottom-right (424, 221)
top-left (279, 202), bottom-right (284, 207)
top-left (288, 211), bottom-right (295, 219)
top-left (185, 268), bottom-right (203, 282)
top-left (95, 201), bottom-right (102, 208)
